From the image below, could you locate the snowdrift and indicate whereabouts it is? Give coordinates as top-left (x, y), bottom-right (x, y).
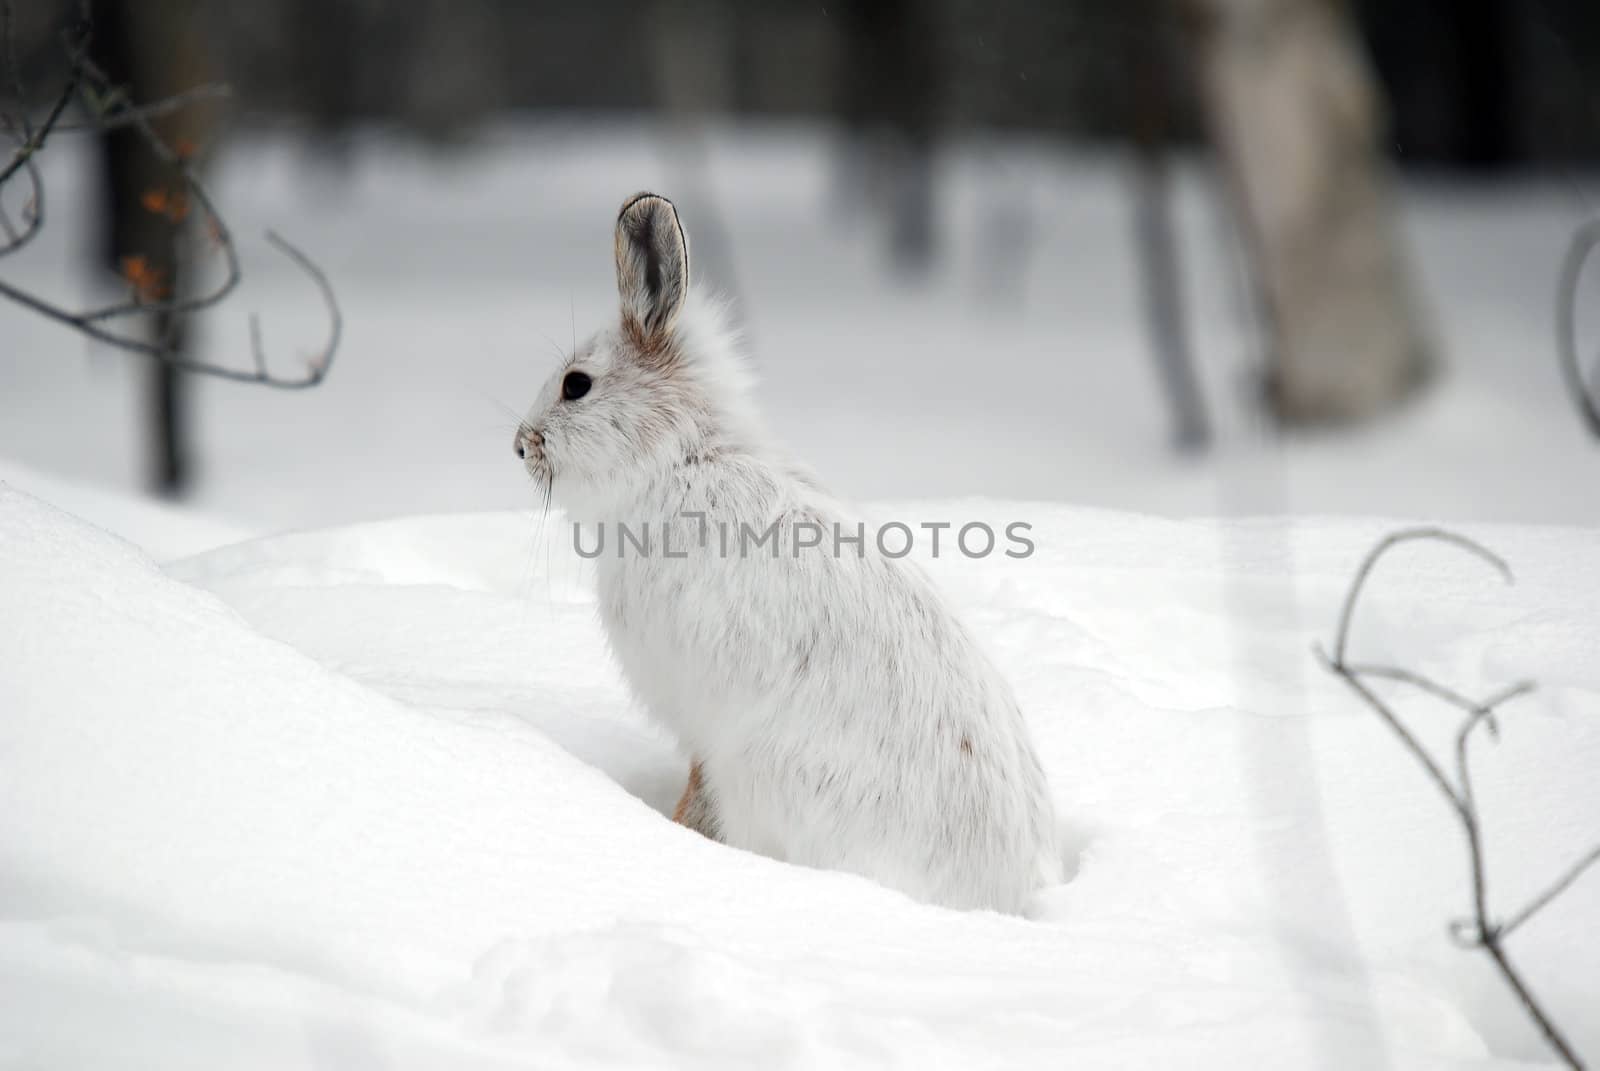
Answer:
top-left (2, 484), bottom-right (1597, 1068)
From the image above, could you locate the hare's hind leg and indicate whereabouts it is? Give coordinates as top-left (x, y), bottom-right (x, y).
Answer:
top-left (672, 760), bottom-right (721, 841)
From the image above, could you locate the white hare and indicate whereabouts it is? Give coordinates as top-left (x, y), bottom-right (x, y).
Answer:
top-left (517, 193), bottom-right (1060, 912)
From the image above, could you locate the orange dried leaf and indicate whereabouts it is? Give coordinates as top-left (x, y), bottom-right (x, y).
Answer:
top-left (120, 254), bottom-right (167, 302)
top-left (140, 188), bottom-right (191, 224)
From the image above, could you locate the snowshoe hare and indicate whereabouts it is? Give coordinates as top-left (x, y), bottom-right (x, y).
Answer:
top-left (517, 193), bottom-right (1060, 912)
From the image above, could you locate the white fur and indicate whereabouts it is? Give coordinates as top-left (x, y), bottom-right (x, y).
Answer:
top-left (519, 196), bottom-right (1061, 913)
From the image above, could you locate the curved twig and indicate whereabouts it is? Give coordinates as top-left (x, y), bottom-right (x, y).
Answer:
top-left (0, 12), bottom-right (341, 389)
top-left (0, 147), bottom-right (40, 256)
top-left (66, 50), bottom-right (241, 325)
top-left (1316, 645), bottom-right (1465, 818)
top-left (1331, 527), bottom-right (1512, 667)
top-left (250, 229), bottom-right (342, 388)
top-left (1455, 699), bottom-right (1585, 1069)
top-left (0, 230), bottom-right (339, 388)
top-left (56, 81), bottom-right (231, 132)
top-left (1320, 528), bottom-right (1591, 1070)
top-left (1340, 663), bottom-right (1532, 739)
top-left (1558, 218), bottom-right (1600, 440)
top-left (1454, 703), bottom-right (1497, 939)
top-left (0, 15), bottom-right (87, 189)
top-left (1501, 846), bottom-right (1600, 942)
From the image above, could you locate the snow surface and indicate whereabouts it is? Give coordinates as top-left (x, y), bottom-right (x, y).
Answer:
top-left (0, 459), bottom-right (252, 559)
top-left (3, 119), bottom-right (1599, 1067)
top-left (3, 481), bottom-right (1597, 1068)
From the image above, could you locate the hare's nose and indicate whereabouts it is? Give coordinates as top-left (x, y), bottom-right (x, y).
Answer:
top-left (515, 428), bottom-right (542, 459)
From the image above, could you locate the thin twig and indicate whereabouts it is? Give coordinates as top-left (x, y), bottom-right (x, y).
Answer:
top-left (1340, 663), bottom-right (1532, 739)
top-left (0, 10), bottom-right (341, 388)
top-left (1453, 703), bottom-right (1585, 1069)
top-left (0, 16), bottom-right (87, 189)
top-left (0, 0), bottom-right (34, 257)
top-left (1557, 218), bottom-right (1600, 439)
top-left (1453, 703), bottom-right (1496, 938)
top-left (0, 230), bottom-right (339, 387)
top-left (256, 229), bottom-right (342, 388)
top-left (57, 80), bottom-right (231, 132)
top-left (66, 49), bottom-right (240, 324)
top-left (1320, 528), bottom-right (1592, 1070)
top-left (1501, 846), bottom-right (1600, 941)
top-left (1331, 526), bottom-right (1511, 667)
top-left (1316, 647), bottom-right (1464, 816)
top-left (0, 149), bottom-right (41, 256)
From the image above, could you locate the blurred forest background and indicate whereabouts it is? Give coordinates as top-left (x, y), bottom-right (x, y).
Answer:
top-left (5, 1), bottom-right (1590, 159)
top-left (2, 0), bottom-right (1600, 529)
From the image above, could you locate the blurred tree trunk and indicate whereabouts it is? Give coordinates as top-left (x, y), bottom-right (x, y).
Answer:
top-left (649, 0), bottom-right (745, 305)
top-left (834, 0), bottom-right (940, 276)
top-left (1190, 0), bottom-right (1432, 426)
top-left (1452, 0), bottom-right (1514, 169)
top-left (284, 0), bottom-right (365, 164)
top-left (91, 0), bottom-right (220, 496)
top-left (1129, 1), bottom-right (1209, 451)
top-left (1352, 0), bottom-right (1518, 170)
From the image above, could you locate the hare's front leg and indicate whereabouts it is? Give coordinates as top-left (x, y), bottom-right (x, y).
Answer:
top-left (672, 760), bottom-right (721, 840)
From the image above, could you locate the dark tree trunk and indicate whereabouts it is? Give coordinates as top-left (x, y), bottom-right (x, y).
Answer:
top-left (835, 0), bottom-right (940, 275)
top-left (89, 0), bottom-right (217, 497)
top-left (147, 311), bottom-right (188, 492)
top-left (1453, 0), bottom-right (1515, 169)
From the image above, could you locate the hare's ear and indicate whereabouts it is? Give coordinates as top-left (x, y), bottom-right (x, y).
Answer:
top-left (615, 192), bottom-right (690, 344)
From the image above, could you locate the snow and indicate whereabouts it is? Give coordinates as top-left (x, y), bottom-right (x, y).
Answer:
top-left (2, 481), bottom-right (1596, 1067)
top-left (0, 458), bottom-right (253, 559)
top-left (3, 120), bottom-right (1599, 1066)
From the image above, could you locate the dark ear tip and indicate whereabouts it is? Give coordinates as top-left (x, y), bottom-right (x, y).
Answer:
top-left (618, 191), bottom-right (676, 224)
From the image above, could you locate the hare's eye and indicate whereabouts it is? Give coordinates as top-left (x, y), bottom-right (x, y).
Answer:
top-left (562, 371), bottom-right (592, 401)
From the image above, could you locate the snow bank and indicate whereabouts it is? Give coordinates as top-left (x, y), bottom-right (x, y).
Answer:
top-left (0, 459), bottom-right (252, 559)
top-left (2, 485), bottom-right (1597, 1068)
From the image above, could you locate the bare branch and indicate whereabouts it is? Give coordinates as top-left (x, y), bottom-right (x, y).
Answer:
top-left (1557, 217), bottom-right (1600, 440)
top-left (0, 10), bottom-right (341, 389)
top-left (57, 80), bottom-right (231, 132)
top-left (0, 17), bottom-right (88, 189)
top-left (0, 0), bottom-right (45, 258)
top-left (61, 49), bottom-right (241, 320)
top-left (0, 230), bottom-right (339, 388)
top-left (1454, 701), bottom-right (1499, 945)
top-left (250, 230), bottom-right (342, 389)
top-left (0, 149), bottom-right (39, 256)
top-left (1319, 528), bottom-right (1592, 1069)
top-left (1331, 526), bottom-right (1511, 667)
top-left (1501, 846), bottom-right (1600, 942)
top-left (0, 68), bottom-right (77, 187)
top-left (1316, 646), bottom-right (1465, 816)
top-left (1340, 662), bottom-right (1533, 739)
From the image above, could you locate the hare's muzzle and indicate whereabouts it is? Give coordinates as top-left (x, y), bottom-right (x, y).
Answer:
top-left (514, 427), bottom-right (544, 461)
